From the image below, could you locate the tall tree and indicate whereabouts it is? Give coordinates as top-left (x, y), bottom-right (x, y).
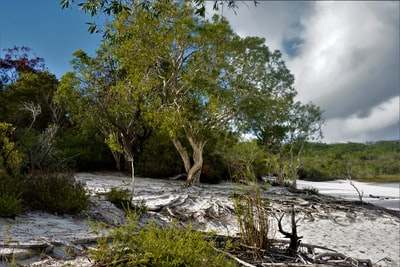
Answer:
top-left (111, 0), bottom-right (300, 186)
top-left (56, 43), bottom-right (150, 194)
top-left (239, 49), bottom-right (298, 185)
top-left (112, 1), bottom-right (243, 186)
top-left (286, 102), bottom-right (324, 188)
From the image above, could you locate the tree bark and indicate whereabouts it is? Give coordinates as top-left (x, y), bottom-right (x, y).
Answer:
top-left (185, 129), bottom-right (205, 187)
top-left (171, 130), bottom-right (206, 187)
top-left (171, 136), bottom-right (191, 174)
top-left (121, 134), bottom-right (135, 197)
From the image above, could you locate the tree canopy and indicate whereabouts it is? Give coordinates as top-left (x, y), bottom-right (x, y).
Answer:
top-left (55, 0), bottom-right (325, 187)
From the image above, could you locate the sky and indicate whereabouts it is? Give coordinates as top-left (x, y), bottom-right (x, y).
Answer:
top-left (1, 1), bottom-right (399, 143)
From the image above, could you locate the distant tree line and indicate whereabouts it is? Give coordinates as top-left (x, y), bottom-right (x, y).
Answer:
top-left (299, 141), bottom-right (400, 181)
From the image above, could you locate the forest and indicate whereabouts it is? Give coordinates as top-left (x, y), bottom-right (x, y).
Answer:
top-left (0, 0), bottom-right (398, 218)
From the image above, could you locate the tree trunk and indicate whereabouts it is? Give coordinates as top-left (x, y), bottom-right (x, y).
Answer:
top-left (121, 134), bottom-right (135, 197)
top-left (185, 130), bottom-right (205, 187)
top-left (171, 136), bottom-right (191, 174)
top-left (111, 151), bottom-right (121, 171)
top-left (171, 131), bottom-right (206, 187)
top-left (277, 150), bottom-right (285, 186)
top-left (185, 145), bottom-right (203, 187)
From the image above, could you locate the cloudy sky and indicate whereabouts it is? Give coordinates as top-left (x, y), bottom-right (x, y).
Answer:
top-left (209, 1), bottom-right (399, 143)
top-left (1, 1), bottom-right (399, 143)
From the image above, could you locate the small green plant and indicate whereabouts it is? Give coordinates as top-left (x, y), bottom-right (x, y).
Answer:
top-left (302, 186), bottom-right (319, 195)
top-left (233, 185), bottom-right (271, 250)
top-left (91, 213), bottom-right (235, 266)
top-left (132, 199), bottom-right (148, 215)
top-left (106, 187), bottom-right (131, 209)
top-left (106, 188), bottom-right (147, 215)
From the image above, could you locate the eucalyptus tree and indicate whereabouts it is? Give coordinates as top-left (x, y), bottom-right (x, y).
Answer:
top-left (59, 0), bottom-right (312, 187)
top-left (110, 1), bottom-right (245, 186)
top-left (286, 102), bottom-right (323, 188)
top-left (107, 0), bottom-right (305, 186)
top-left (56, 43), bottom-right (150, 194)
top-left (239, 49), bottom-right (298, 184)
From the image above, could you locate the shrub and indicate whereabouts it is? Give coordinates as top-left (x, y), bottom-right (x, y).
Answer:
top-left (234, 185), bottom-right (271, 250)
top-left (302, 186), bottom-right (319, 195)
top-left (22, 172), bottom-right (89, 214)
top-left (0, 176), bottom-right (22, 218)
top-left (106, 187), bottom-right (131, 209)
top-left (91, 214), bottom-right (235, 267)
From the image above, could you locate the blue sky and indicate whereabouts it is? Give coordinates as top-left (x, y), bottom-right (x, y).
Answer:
top-left (0, 0), bottom-right (103, 78)
top-left (1, 1), bottom-right (399, 143)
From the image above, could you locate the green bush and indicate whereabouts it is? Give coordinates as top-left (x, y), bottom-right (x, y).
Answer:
top-left (0, 176), bottom-right (22, 217)
top-left (106, 187), bottom-right (132, 209)
top-left (91, 215), bottom-right (235, 267)
top-left (22, 172), bottom-right (89, 214)
top-left (302, 186), bottom-right (319, 195)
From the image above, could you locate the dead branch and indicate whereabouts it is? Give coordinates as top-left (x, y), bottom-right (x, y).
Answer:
top-left (277, 205), bottom-right (303, 255)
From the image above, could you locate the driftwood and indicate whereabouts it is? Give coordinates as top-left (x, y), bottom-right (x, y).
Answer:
top-left (315, 252), bottom-right (372, 267)
top-left (277, 205), bottom-right (303, 255)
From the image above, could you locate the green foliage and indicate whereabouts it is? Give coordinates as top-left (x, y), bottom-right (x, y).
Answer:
top-left (0, 71), bottom-right (59, 131)
top-left (22, 172), bottom-right (89, 214)
top-left (106, 187), bottom-right (131, 209)
top-left (56, 124), bottom-right (115, 171)
top-left (0, 122), bottom-right (23, 176)
top-left (234, 185), bottom-right (270, 250)
top-left (91, 215), bottom-right (235, 266)
top-left (56, 43), bottom-right (150, 172)
top-left (136, 131), bottom-right (183, 177)
top-left (301, 141), bottom-right (400, 181)
top-left (223, 140), bottom-right (267, 182)
top-left (0, 176), bottom-right (22, 217)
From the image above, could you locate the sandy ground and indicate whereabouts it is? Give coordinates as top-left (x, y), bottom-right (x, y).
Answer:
top-left (0, 173), bottom-right (399, 266)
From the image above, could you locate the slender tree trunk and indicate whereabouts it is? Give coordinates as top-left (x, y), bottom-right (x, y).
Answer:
top-left (185, 129), bottom-right (206, 187)
top-left (278, 149), bottom-right (285, 186)
top-left (121, 134), bottom-right (135, 197)
top-left (130, 158), bottom-right (135, 198)
top-left (292, 141), bottom-right (305, 189)
top-left (289, 141), bottom-right (295, 185)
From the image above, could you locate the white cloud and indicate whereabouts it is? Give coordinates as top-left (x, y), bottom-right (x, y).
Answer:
top-left (207, 1), bottom-right (399, 142)
top-left (288, 1), bottom-right (399, 119)
top-left (323, 96), bottom-right (400, 143)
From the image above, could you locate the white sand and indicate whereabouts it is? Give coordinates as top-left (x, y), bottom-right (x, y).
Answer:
top-left (0, 173), bottom-right (398, 266)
